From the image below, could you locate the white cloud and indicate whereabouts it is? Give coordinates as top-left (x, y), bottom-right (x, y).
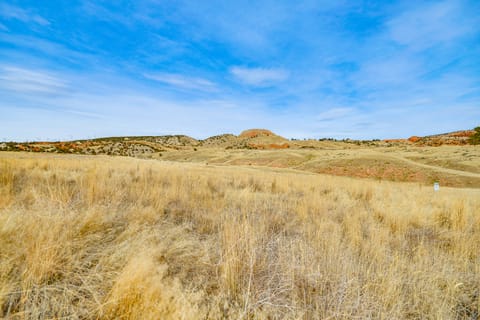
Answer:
top-left (387, 1), bottom-right (472, 51)
top-left (0, 3), bottom-right (50, 26)
top-left (354, 54), bottom-right (422, 89)
top-left (0, 66), bottom-right (68, 94)
top-left (230, 67), bottom-right (289, 86)
top-left (0, 85), bottom-right (270, 141)
top-left (0, 34), bottom-right (101, 67)
top-left (316, 107), bottom-right (355, 122)
top-left (143, 72), bottom-right (217, 91)
top-left (81, 1), bottom-right (133, 27)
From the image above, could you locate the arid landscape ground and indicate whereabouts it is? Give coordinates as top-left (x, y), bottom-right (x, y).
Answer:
top-left (2, 128), bottom-right (480, 188)
top-left (0, 128), bottom-right (479, 319)
top-left (2, 0), bottom-right (479, 318)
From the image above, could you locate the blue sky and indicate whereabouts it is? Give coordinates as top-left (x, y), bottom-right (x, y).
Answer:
top-left (0, 0), bottom-right (479, 141)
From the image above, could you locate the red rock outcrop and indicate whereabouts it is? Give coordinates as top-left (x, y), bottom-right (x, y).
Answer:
top-left (239, 129), bottom-right (275, 139)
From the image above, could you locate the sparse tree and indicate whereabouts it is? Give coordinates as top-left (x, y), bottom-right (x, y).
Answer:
top-left (470, 126), bottom-right (480, 145)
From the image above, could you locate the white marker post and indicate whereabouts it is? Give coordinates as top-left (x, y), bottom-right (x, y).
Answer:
top-left (434, 182), bottom-right (440, 192)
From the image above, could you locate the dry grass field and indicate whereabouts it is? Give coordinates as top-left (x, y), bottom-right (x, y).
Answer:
top-left (158, 145), bottom-right (480, 188)
top-left (3, 129), bottom-right (479, 188)
top-left (1, 152), bottom-right (479, 319)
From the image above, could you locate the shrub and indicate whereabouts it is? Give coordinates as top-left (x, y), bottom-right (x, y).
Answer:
top-left (469, 126), bottom-right (480, 145)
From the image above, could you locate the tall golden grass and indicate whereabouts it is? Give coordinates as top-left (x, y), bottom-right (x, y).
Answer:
top-left (0, 153), bottom-right (479, 319)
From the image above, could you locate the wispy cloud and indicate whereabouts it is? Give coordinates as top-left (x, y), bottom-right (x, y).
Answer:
top-left (63, 109), bottom-right (105, 120)
top-left (0, 3), bottom-right (50, 26)
top-left (0, 66), bottom-right (68, 94)
top-left (230, 67), bottom-right (289, 86)
top-left (143, 72), bottom-right (217, 91)
top-left (0, 1), bottom-right (478, 141)
top-left (81, 1), bottom-right (132, 27)
top-left (317, 108), bottom-right (355, 122)
top-left (0, 70), bottom-right (271, 141)
top-left (0, 33), bottom-right (106, 69)
top-left (387, 1), bottom-right (474, 51)
top-left (353, 54), bottom-right (422, 90)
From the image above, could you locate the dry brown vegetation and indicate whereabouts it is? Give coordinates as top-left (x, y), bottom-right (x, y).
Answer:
top-left (160, 145), bottom-right (480, 188)
top-left (1, 152), bottom-right (479, 319)
top-left (2, 128), bottom-right (479, 188)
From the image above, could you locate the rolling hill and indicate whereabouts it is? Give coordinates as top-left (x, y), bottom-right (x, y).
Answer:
top-left (1, 128), bottom-right (479, 188)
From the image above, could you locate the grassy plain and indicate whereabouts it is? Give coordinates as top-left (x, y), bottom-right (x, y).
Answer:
top-left (0, 151), bottom-right (479, 319)
top-left (158, 145), bottom-right (480, 188)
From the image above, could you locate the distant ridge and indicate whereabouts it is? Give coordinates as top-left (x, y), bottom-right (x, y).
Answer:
top-left (408, 130), bottom-right (475, 146)
top-left (382, 130), bottom-right (475, 146)
top-left (0, 128), bottom-right (477, 156)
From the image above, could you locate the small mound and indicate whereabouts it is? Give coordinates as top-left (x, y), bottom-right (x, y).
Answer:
top-left (239, 129), bottom-right (275, 139)
top-left (202, 134), bottom-right (238, 147)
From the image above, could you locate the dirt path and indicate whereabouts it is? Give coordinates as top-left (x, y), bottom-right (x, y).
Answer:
top-left (380, 153), bottom-right (480, 179)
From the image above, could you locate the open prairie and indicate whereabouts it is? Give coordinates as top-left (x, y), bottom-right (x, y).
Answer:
top-left (157, 144), bottom-right (480, 188)
top-left (3, 129), bottom-right (480, 189)
top-left (2, 0), bottom-right (480, 318)
top-left (1, 151), bottom-right (479, 319)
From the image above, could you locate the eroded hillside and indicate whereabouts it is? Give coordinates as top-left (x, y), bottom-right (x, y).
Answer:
top-left (1, 128), bottom-right (479, 187)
